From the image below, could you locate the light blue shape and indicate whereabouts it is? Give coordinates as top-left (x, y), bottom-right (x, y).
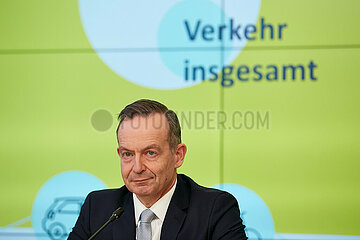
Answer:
top-left (0, 216), bottom-right (31, 229)
top-left (31, 171), bottom-right (107, 240)
top-left (78, 0), bottom-right (261, 89)
top-left (1, 228), bottom-right (360, 240)
top-left (157, 0), bottom-right (233, 79)
top-left (212, 183), bottom-right (274, 240)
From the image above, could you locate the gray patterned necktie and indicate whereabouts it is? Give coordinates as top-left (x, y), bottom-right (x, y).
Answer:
top-left (137, 209), bottom-right (156, 240)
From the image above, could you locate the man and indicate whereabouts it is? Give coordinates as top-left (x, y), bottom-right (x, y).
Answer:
top-left (68, 99), bottom-right (247, 240)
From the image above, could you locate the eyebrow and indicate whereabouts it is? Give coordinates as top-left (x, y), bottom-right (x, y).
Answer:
top-left (143, 144), bottom-right (161, 151)
top-left (118, 144), bottom-right (161, 152)
top-left (118, 146), bottom-right (132, 152)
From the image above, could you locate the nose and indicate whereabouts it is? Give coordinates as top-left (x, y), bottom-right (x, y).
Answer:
top-left (132, 154), bottom-right (145, 173)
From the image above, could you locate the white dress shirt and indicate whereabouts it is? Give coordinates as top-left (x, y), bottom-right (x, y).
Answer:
top-left (133, 179), bottom-right (177, 240)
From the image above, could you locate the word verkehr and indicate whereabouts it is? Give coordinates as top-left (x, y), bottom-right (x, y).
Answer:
top-left (184, 17), bottom-right (287, 41)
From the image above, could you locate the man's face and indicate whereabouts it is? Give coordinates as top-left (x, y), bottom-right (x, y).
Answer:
top-left (117, 113), bottom-right (185, 204)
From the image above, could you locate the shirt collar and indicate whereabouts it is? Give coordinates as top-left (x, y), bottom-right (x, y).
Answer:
top-left (133, 178), bottom-right (177, 224)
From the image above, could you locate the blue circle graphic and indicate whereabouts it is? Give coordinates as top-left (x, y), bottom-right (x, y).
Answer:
top-left (78, 0), bottom-right (261, 89)
top-left (212, 183), bottom-right (275, 240)
top-left (31, 171), bottom-right (107, 240)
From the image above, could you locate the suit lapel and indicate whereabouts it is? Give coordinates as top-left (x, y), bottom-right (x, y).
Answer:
top-left (160, 175), bottom-right (190, 240)
top-left (112, 190), bottom-right (136, 240)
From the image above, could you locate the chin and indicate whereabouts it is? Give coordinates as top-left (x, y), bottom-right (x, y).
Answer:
top-left (131, 185), bottom-right (154, 196)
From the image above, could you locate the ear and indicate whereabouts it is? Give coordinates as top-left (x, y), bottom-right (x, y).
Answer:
top-left (117, 147), bottom-right (121, 157)
top-left (173, 143), bottom-right (187, 169)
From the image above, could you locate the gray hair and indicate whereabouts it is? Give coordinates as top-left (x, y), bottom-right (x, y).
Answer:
top-left (116, 99), bottom-right (181, 151)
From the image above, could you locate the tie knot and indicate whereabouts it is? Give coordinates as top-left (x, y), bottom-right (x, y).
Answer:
top-left (140, 209), bottom-right (156, 223)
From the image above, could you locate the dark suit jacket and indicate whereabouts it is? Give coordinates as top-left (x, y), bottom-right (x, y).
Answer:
top-left (68, 174), bottom-right (247, 240)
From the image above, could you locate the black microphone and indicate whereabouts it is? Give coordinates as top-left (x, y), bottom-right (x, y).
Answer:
top-left (88, 207), bottom-right (124, 240)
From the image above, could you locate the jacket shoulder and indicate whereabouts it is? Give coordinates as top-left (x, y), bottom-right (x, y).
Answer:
top-left (86, 185), bottom-right (130, 206)
top-left (178, 174), bottom-right (236, 199)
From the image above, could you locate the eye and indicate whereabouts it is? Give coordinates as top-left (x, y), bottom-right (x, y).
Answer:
top-left (145, 150), bottom-right (157, 158)
top-left (121, 151), bottom-right (133, 160)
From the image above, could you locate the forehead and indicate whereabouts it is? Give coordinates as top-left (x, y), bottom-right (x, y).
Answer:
top-left (117, 113), bottom-right (169, 147)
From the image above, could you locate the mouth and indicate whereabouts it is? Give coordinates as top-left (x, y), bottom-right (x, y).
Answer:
top-left (132, 178), bottom-right (152, 183)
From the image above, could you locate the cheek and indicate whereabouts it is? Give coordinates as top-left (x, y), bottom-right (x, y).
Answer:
top-left (120, 162), bottom-right (132, 178)
top-left (146, 162), bottom-right (164, 178)
top-left (156, 158), bottom-right (175, 177)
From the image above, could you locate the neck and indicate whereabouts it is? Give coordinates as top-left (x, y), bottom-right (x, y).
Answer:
top-left (137, 174), bottom-right (177, 208)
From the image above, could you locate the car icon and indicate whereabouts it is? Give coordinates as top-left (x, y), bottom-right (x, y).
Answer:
top-left (42, 197), bottom-right (85, 240)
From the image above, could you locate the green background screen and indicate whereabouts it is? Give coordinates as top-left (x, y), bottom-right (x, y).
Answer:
top-left (0, 0), bottom-right (359, 239)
